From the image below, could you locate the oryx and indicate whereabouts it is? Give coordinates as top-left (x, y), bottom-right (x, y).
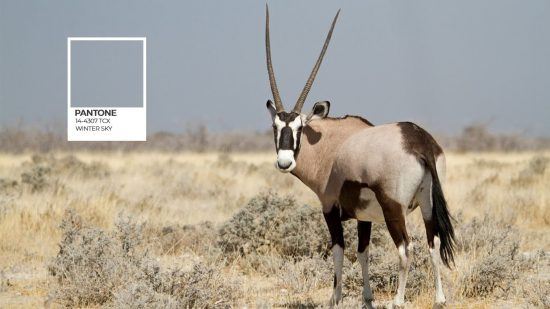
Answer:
top-left (264, 6), bottom-right (455, 308)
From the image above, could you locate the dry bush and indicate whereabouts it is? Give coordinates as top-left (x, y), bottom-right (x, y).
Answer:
top-left (218, 192), bottom-right (330, 258)
top-left (520, 277), bottom-right (550, 308)
top-left (218, 192), bottom-right (362, 260)
top-left (48, 210), bottom-right (142, 306)
top-left (0, 177), bottom-right (18, 192)
top-left (456, 214), bottom-right (538, 298)
top-left (452, 123), bottom-right (550, 152)
top-left (18, 154), bottom-right (109, 193)
top-left (111, 282), bottom-right (179, 309)
top-left (276, 254), bottom-right (333, 294)
top-left (512, 155), bottom-right (548, 185)
top-left (48, 210), bottom-right (242, 308)
top-left (164, 263), bottom-right (242, 308)
top-left (152, 222), bottom-right (218, 256)
top-left (20, 165), bottom-right (51, 192)
top-left (24, 154), bottom-right (110, 178)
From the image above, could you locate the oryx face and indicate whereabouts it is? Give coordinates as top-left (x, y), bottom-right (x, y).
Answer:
top-left (266, 102), bottom-right (304, 172)
top-left (266, 100), bottom-right (330, 173)
top-left (264, 5), bottom-right (339, 173)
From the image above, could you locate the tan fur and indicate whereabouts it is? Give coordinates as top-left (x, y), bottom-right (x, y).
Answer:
top-left (292, 116), bottom-right (372, 199)
top-left (293, 119), bottom-right (424, 213)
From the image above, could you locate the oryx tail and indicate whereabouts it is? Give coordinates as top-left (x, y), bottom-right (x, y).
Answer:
top-left (425, 157), bottom-right (456, 268)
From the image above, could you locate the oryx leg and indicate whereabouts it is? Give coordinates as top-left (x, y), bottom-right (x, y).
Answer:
top-left (357, 220), bottom-right (374, 309)
top-left (419, 173), bottom-right (446, 306)
top-left (324, 204), bottom-right (345, 306)
top-left (374, 188), bottom-right (411, 308)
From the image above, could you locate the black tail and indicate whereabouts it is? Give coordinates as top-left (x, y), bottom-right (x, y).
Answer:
top-left (426, 158), bottom-right (456, 268)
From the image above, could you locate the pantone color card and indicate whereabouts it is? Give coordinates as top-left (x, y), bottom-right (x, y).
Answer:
top-left (67, 37), bottom-right (146, 141)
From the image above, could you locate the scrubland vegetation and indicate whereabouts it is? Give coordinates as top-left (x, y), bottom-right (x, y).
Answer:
top-left (0, 150), bottom-right (548, 308)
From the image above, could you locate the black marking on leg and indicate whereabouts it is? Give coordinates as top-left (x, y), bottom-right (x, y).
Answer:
top-left (333, 274), bottom-right (337, 288)
top-left (357, 220), bottom-right (372, 253)
top-left (324, 205), bottom-right (345, 249)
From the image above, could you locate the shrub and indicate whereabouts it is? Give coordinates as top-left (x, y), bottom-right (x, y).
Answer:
top-left (457, 214), bottom-right (537, 298)
top-left (20, 165), bottom-right (50, 192)
top-left (0, 178), bottom-right (17, 192)
top-left (19, 155), bottom-right (110, 192)
top-left (512, 155), bottom-right (548, 185)
top-left (26, 154), bottom-right (110, 178)
top-left (111, 282), bottom-right (179, 309)
top-left (521, 277), bottom-right (550, 308)
top-left (218, 192), bottom-right (330, 258)
top-left (154, 222), bottom-right (217, 256)
top-left (168, 263), bottom-right (241, 308)
top-left (218, 192), bottom-right (363, 259)
top-left (49, 209), bottom-right (242, 307)
top-left (276, 254), bottom-right (333, 294)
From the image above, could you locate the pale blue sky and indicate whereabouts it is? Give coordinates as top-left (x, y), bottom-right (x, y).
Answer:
top-left (0, 0), bottom-right (549, 135)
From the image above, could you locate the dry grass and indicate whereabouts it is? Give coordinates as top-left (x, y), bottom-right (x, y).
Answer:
top-left (0, 151), bottom-right (548, 308)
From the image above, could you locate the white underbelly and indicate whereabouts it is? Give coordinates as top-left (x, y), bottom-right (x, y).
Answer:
top-left (354, 188), bottom-right (385, 223)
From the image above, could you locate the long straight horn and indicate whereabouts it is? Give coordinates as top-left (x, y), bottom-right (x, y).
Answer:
top-left (265, 5), bottom-right (284, 112)
top-left (293, 9), bottom-right (340, 113)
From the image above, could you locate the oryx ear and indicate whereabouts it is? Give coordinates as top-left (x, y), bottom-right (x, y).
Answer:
top-left (305, 101), bottom-right (330, 124)
top-left (266, 100), bottom-right (277, 120)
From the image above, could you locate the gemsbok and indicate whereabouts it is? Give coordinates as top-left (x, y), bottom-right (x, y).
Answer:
top-left (264, 6), bottom-right (455, 308)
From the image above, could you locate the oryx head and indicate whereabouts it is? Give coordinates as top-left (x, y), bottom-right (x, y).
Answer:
top-left (265, 5), bottom-right (339, 172)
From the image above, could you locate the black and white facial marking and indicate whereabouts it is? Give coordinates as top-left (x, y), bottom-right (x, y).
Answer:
top-left (267, 106), bottom-right (303, 173)
top-left (266, 100), bottom-right (330, 173)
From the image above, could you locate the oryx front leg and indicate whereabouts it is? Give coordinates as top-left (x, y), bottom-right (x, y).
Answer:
top-left (324, 205), bottom-right (344, 306)
top-left (357, 221), bottom-right (374, 309)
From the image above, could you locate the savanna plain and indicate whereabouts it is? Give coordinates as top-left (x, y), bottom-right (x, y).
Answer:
top-left (0, 151), bottom-right (548, 308)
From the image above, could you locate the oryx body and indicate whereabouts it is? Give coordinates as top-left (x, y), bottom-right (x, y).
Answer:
top-left (263, 6), bottom-right (455, 308)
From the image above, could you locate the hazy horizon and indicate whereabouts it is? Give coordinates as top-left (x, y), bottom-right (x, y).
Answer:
top-left (1, 1), bottom-right (549, 137)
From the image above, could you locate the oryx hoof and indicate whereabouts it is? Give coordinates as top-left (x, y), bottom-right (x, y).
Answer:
top-left (389, 302), bottom-right (405, 309)
top-left (432, 302), bottom-right (446, 309)
top-left (329, 295), bottom-right (342, 308)
top-left (361, 298), bottom-right (374, 309)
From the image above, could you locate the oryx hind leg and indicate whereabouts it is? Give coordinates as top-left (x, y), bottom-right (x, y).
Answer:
top-left (372, 185), bottom-right (412, 308)
top-left (418, 161), bottom-right (447, 306)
